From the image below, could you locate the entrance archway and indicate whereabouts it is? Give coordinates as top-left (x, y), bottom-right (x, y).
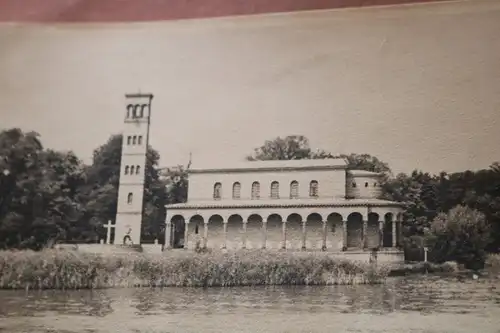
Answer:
top-left (171, 215), bottom-right (185, 248)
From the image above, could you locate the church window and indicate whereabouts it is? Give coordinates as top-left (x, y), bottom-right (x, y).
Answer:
top-left (124, 165), bottom-right (129, 175)
top-left (290, 181), bottom-right (299, 199)
top-left (140, 105), bottom-right (147, 118)
top-left (130, 165), bottom-right (135, 175)
top-left (251, 182), bottom-right (260, 199)
top-left (127, 136), bottom-right (131, 145)
top-left (365, 182), bottom-right (369, 187)
top-left (270, 181), bottom-right (279, 199)
top-left (374, 182), bottom-right (377, 187)
top-left (136, 165), bottom-right (141, 175)
top-left (213, 182), bottom-right (222, 200)
top-left (126, 104), bottom-right (134, 118)
top-left (138, 136), bottom-right (143, 145)
top-left (309, 180), bottom-right (318, 197)
top-left (132, 136), bottom-right (137, 145)
top-left (127, 192), bottom-right (133, 204)
top-left (232, 182), bottom-right (241, 199)
top-left (352, 182), bottom-right (357, 188)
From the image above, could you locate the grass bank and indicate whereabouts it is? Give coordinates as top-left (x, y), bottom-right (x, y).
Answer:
top-left (0, 249), bottom-right (389, 290)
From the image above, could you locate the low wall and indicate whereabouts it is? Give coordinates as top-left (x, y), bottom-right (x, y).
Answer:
top-left (55, 244), bottom-right (143, 254)
top-left (328, 249), bottom-right (404, 265)
top-left (54, 243), bottom-right (164, 255)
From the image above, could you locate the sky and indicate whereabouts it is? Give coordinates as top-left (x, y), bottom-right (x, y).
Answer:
top-left (0, 0), bottom-right (499, 175)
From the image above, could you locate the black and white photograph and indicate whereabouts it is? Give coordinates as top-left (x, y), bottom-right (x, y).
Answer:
top-left (0, 0), bottom-right (499, 332)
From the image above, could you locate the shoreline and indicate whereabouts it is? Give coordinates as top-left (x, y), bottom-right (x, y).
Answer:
top-left (0, 249), bottom-right (390, 290)
top-left (1, 249), bottom-right (495, 290)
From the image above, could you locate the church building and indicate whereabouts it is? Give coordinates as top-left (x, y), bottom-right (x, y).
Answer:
top-left (112, 93), bottom-right (404, 262)
top-left (165, 159), bottom-right (404, 258)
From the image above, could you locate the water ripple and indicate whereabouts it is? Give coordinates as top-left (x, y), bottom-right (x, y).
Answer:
top-left (0, 275), bottom-right (499, 333)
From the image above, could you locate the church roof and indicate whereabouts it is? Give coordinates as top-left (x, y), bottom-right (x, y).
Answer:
top-left (166, 198), bottom-right (403, 210)
top-left (347, 170), bottom-right (384, 177)
top-left (189, 158), bottom-right (348, 173)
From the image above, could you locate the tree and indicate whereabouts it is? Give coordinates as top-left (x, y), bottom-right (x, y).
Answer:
top-left (80, 134), bottom-right (165, 243)
top-left (311, 151), bottom-right (392, 177)
top-left (142, 148), bottom-right (166, 243)
top-left (247, 135), bottom-right (392, 176)
top-left (246, 135), bottom-right (312, 161)
top-left (0, 128), bottom-right (86, 249)
top-left (162, 166), bottom-right (189, 205)
top-left (383, 170), bottom-right (443, 236)
top-left (77, 135), bottom-right (123, 241)
top-left (427, 205), bottom-right (492, 268)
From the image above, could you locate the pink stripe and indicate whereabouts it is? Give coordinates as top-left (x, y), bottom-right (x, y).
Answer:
top-left (0, 0), bottom-right (452, 22)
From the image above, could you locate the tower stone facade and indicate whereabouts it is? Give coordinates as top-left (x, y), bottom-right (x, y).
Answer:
top-left (115, 93), bottom-right (153, 245)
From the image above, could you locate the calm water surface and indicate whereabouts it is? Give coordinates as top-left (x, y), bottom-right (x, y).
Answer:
top-left (0, 275), bottom-right (499, 333)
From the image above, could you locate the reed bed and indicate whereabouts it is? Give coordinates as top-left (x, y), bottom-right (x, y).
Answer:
top-left (0, 249), bottom-right (389, 290)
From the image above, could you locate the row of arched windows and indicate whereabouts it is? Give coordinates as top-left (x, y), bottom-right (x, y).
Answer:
top-left (124, 165), bottom-right (141, 175)
top-left (213, 180), bottom-right (319, 200)
top-left (126, 104), bottom-right (148, 119)
top-left (126, 135), bottom-right (143, 145)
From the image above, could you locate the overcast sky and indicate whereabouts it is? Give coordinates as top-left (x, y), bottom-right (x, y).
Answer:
top-left (0, 0), bottom-right (499, 175)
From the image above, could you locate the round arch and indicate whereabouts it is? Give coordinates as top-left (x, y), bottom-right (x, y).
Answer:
top-left (248, 214), bottom-right (263, 223)
top-left (346, 212), bottom-right (363, 248)
top-left (286, 213), bottom-right (303, 249)
top-left (383, 213), bottom-right (394, 247)
top-left (224, 214), bottom-right (243, 250)
top-left (266, 214), bottom-right (283, 250)
top-left (170, 215), bottom-right (185, 248)
top-left (189, 215), bottom-right (204, 235)
top-left (306, 213), bottom-right (323, 250)
top-left (367, 212), bottom-right (381, 249)
top-left (248, 214), bottom-right (264, 249)
top-left (326, 213), bottom-right (344, 250)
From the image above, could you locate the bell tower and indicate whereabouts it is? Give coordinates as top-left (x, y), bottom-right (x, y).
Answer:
top-left (115, 93), bottom-right (154, 245)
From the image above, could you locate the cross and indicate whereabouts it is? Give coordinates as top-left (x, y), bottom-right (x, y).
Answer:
top-left (104, 220), bottom-right (115, 244)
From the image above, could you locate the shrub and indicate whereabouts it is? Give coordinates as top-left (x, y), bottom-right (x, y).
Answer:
top-left (389, 261), bottom-right (458, 276)
top-left (426, 205), bottom-right (492, 269)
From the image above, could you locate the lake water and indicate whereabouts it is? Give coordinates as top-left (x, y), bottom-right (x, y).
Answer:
top-left (0, 275), bottom-right (499, 333)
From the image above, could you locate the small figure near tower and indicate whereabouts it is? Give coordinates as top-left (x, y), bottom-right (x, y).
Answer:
top-left (115, 93), bottom-right (154, 245)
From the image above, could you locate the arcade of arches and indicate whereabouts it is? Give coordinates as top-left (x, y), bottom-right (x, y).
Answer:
top-left (166, 211), bottom-right (402, 251)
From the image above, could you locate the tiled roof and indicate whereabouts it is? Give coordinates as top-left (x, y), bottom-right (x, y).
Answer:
top-left (166, 198), bottom-right (403, 209)
top-left (189, 158), bottom-right (348, 173)
top-left (347, 170), bottom-right (383, 177)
